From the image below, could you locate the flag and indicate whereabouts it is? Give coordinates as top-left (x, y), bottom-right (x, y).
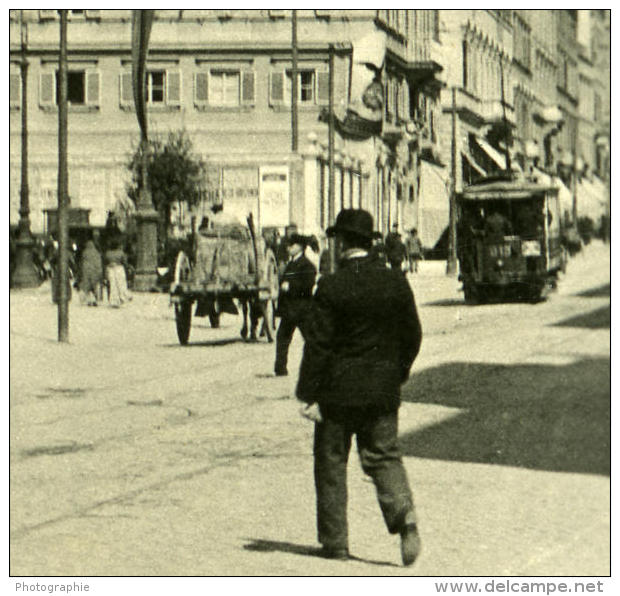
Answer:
top-left (131, 9), bottom-right (154, 140)
top-left (324, 30), bottom-right (386, 140)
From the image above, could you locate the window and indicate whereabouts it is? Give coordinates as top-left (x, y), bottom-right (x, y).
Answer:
top-left (66, 71), bottom-right (85, 104)
top-left (39, 9), bottom-right (57, 20)
top-left (147, 71), bottom-right (165, 103)
top-left (513, 15), bottom-right (531, 69)
top-left (594, 93), bottom-right (601, 122)
top-left (462, 41), bottom-right (468, 90)
top-left (194, 69), bottom-right (255, 107)
top-left (119, 69), bottom-right (181, 108)
top-left (269, 69), bottom-right (328, 106)
top-left (210, 71), bottom-right (239, 106)
top-left (39, 69), bottom-right (100, 108)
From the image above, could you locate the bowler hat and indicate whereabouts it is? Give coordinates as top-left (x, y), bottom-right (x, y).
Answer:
top-left (326, 209), bottom-right (381, 239)
top-left (289, 233), bottom-right (308, 247)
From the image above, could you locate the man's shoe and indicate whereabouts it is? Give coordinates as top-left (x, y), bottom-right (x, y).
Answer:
top-left (400, 517), bottom-right (421, 566)
top-left (318, 546), bottom-right (349, 561)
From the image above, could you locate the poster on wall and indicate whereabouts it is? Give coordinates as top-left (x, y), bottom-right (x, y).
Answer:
top-left (259, 165), bottom-right (289, 229)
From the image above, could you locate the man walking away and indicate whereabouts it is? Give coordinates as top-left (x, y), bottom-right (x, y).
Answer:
top-left (385, 223), bottom-right (407, 272)
top-left (296, 209), bottom-right (423, 566)
top-left (274, 234), bottom-right (317, 376)
top-left (406, 228), bottom-right (424, 273)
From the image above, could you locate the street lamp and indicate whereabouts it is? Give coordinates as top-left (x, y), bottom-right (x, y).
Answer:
top-left (11, 10), bottom-right (40, 288)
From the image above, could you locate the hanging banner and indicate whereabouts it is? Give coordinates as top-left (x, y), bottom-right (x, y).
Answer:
top-left (131, 9), bottom-right (154, 140)
top-left (328, 30), bottom-right (386, 139)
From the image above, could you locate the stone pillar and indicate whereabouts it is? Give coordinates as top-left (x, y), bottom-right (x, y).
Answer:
top-left (302, 132), bottom-right (320, 235)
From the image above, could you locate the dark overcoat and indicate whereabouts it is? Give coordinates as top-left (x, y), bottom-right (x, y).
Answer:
top-left (276, 254), bottom-right (317, 322)
top-left (296, 255), bottom-right (422, 411)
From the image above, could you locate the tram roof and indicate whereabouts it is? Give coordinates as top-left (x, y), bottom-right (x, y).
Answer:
top-left (460, 174), bottom-right (558, 201)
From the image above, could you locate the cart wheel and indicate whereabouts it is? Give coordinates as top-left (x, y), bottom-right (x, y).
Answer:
top-left (175, 300), bottom-right (192, 345)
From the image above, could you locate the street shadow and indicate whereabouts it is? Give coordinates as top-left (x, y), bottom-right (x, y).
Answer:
top-left (401, 357), bottom-right (610, 475)
top-left (243, 538), bottom-right (400, 568)
top-left (422, 298), bottom-right (465, 307)
top-left (552, 306), bottom-right (610, 329)
top-left (161, 338), bottom-right (246, 348)
top-left (576, 283), bottom-right (610, 298)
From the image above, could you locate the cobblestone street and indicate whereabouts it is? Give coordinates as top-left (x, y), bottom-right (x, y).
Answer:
top-left (9, 242), bottom-right (610, 576)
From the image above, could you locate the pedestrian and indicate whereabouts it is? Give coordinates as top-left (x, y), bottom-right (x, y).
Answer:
top-left (406, 228), bottom-right (424, 273)
top-left (484, 210), bottom-right (512, 238)
top-left (368, 234), bottom-right (388, 267)
top-left (385, 223), bottom-right (407, 272)
top-left (276, 223), bottom-right (299, 278)
top-left (296, 208), bottom-right (422, 566)
top-left (79, 236), bottom-right (103, 306)
top-left (274, 233), bottom-right (317, 376)
top-left (104, 237), bottom-right (131, 307)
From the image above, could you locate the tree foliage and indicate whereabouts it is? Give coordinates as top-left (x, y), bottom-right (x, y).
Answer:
top-left (127, 129), bottom-right (206, 214)
top-left (127, 129), bottom-right (206, 264)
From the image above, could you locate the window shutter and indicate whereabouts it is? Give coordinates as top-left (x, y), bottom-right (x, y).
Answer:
top-left (398, 82), bottom-right (406, 121)
top-left (86, 71), bottom-right (100, 107)
top-left (194, 71), bottom-right (209, 105)
top-left (316, 70), bottom-right (329, 105)
top-left (166, 70), bottom-right (181, 106)
top-left (241, 71), bottom-right (255, 105)
top-left (85, 10), bottom-right (101, 19)
top-left (10, 73), bottom-right (21, 107)
top-left (39, 9), bottom-right (57, 20)
top-left (269, 71), bottom-right (284, 105)
top-left (39, 72), bottom-right (55, 107)
top-left (120, 72), bottom-right (133, 107)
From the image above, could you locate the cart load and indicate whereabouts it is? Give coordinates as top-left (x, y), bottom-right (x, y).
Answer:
top-left (170, 214), bottom-right (279, 344)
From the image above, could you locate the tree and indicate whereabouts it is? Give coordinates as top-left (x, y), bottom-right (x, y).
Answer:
top-left (127, 130), bottom-right (206, 264)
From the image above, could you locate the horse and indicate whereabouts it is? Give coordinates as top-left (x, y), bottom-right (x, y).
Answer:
top-left (238, 295), bottom-right (274, 343)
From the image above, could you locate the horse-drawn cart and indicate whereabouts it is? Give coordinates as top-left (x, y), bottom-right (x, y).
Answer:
top-left (169, 215), bottom-right (279, 345)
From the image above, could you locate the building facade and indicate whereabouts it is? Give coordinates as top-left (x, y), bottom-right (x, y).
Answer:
top-left (9, 9), bottom-right (610, 249)
top-left (9, 9), bottom-right (442, 244)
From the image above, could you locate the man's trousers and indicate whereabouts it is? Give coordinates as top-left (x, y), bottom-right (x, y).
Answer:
top-left (274, 316), bottom-right (303, 374)
top-left (313, 406), bottom-right (416, 550)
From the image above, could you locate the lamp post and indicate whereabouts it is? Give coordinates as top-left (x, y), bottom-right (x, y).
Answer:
top-left (446, 87), bottom-right (458, 276)
top-left (328, 44), bottom-right (336, 273)
top-left (291, 9), bottom-right (298, 153)
top-left (57, 9), bottom-right (70, 342)
top-left (132, 10), bottom-right (158, 292)
top-left (11, 10), bottom-right (40, 289)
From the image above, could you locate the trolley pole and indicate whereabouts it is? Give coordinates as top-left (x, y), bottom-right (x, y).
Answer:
top-left (57, 9), bottom-right (70, 342)
top-left (328, 45), bottom-right (336, 273)
top-left (446, 87), bottom-right (458, 276)
top-left (291, 9), bottom-right (298, 153)
top-left (12, 10), bottom-right (40, 289)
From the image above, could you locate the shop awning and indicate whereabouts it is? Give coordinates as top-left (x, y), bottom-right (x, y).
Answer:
top-left (462, 150), bottom-right (486, 177)
top-left (577, 179), bottom-right (607, 222)
top-left (418, 160), bottom-right (450, 249)
top-left (473, 136), bottom-right (506, 170)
